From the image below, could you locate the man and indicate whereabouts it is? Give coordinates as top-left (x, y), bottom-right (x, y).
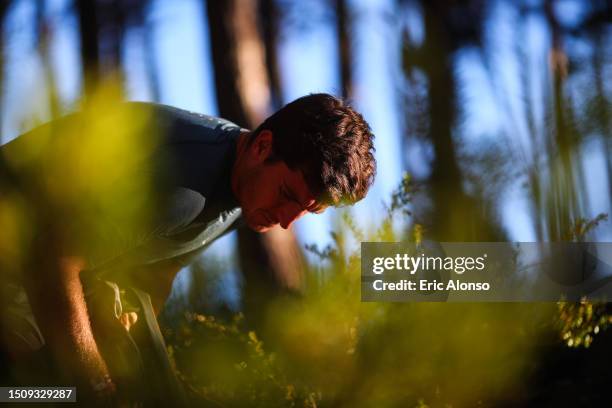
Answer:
top-left (0, 93), bottom-right (376, 403)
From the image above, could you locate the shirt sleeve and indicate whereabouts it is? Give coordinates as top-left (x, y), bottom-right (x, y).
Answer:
top-left (83, 187), bottom-right (207, 277)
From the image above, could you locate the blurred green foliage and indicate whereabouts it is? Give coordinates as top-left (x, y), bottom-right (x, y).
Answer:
top-left (557, 299), bottom-right (612, 349)
top-left (165, 312), bottom-right (321, 407)
top-left (0, 83), bottom-right (161, 275)
top-left (161, 173), bottom-right (612, 407)
top-left (555, 213), bottom-right (611, 349)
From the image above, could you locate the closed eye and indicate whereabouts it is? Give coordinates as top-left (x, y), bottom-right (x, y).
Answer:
top-left (281, 184), bottom-right (326, 214)
top-left (281, 184), bottom-right (300, 204)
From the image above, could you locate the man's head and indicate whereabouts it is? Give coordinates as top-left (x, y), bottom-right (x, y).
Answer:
top-left (231, 93), bottom-right (376, 232)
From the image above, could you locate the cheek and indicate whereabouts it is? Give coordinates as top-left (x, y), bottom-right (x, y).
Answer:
top-left (238, 169), bottom-right (260, 204)
top-left (239, 180), bottom-right (256, 206)
top-left (239, 168), bottom-right (272, 209)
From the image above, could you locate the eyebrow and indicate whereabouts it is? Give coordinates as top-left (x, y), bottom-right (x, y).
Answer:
top-left (282, 183), bottom-right (324, 213)
top-left (310, 200), bottom-right (328, 213)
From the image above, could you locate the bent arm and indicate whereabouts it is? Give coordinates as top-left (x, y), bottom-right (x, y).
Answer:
top-left (23, 254), bottom-right (113, 394)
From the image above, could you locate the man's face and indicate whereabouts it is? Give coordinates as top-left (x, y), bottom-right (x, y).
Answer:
top-left (232, 130), bottom-right (326, 232)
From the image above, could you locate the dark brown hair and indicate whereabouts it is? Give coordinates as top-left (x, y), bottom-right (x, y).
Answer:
top-left (251, 93), bottom-right (376, 206)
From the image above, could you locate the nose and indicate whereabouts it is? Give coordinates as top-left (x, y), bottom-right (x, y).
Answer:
top-left (278, 202), bottom-right (307, 229)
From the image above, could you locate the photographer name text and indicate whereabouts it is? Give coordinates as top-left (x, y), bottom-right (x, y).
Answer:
top-left (372, 279), bottom-right (490, 291)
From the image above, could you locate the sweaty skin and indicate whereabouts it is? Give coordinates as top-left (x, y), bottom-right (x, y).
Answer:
top-left (23, 253), bottom-right (113, 396)
top-left (231, 130), bottom-right (326, 232)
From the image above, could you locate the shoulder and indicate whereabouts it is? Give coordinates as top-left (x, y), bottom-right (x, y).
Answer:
top-left (124, 102), bottom-right (243, 143)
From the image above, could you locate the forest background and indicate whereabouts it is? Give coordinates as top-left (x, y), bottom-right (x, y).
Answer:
top-left (0, 0), bottom-right (611, 406)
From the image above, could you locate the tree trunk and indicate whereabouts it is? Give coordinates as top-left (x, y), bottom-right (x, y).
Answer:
top-left (403, 0), bottom-right (504, 241)
top-left (258, 0), bottom-right (282, 109)
top-left (75, 0), bottom-right (101, 98)
top-left (334, 0), bottom-right (353, 99)
top-left (543, 0), bottom-right (581, 240)
top-left (75, 0), bottom-right (125, 99)
top-left (35, 0), bottom-right (61, 119)
top-left (143, 20), bottom-right (161, 102)
top-left (0, 1), bottom-right (12, 143)
top-left (204, 0), bottom-right (305, 329)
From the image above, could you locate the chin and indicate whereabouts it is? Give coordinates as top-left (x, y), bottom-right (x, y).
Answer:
top-left (247, 222), bottom-right (275, 233)
top-left (244, 210), bottom-right (277, 232)
top-left (247, 221), bottom-right (277, 232)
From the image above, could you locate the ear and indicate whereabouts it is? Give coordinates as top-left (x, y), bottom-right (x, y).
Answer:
top-left (250, 130), bottom-right (274, 162)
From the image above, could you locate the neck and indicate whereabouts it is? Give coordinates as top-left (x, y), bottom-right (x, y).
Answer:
top-left (231, 130), bottom-right (251, 199)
